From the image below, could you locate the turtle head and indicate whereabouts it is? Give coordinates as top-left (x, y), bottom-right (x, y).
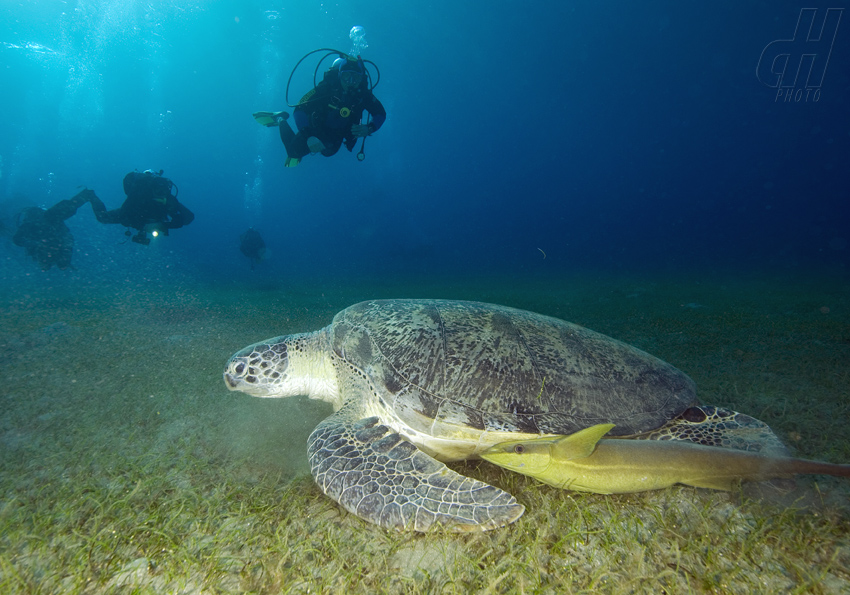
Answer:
top-left (223, 335), bottom-right (290, 396)
top-left (223, 331), bottom-right (339, 402)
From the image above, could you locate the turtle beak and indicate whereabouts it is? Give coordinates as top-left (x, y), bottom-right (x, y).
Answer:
top-left (223, 372), bottom-right (240, 390)
top-left (223, 354), bottom-right (251, 391)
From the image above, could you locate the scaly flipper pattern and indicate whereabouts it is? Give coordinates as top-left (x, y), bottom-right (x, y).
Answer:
top-left (307, 404), bottom-right (524, 532)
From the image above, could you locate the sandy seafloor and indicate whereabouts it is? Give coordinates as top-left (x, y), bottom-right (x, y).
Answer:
top-left (1, 267), bottom-right (849, 594)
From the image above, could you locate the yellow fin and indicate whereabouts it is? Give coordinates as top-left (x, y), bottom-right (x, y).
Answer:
top-left (552, 423), bottom-right (616, 460)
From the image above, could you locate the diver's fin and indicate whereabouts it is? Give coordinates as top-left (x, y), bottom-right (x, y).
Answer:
top-left (552, 424), bottom-right (616, 460)
top-left (284, 157), bottom-right (300, 168)
top-left (253, 111), bottom-right (289, 127)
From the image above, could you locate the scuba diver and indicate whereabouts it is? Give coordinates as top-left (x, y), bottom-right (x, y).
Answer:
top-left (253, 51), bottom-right (386, 167)
top-left (89, 170), bottom-right (195, 245)
top-left (239, 227), bottom-right (267, 270)
top-left (12, 188), bottom-right (98, 271)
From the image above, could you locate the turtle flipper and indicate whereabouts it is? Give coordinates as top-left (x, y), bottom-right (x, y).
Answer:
top-left (308, 407), bottom-right (524, 532)
top-left (641, 406), bottom-right (791, 457)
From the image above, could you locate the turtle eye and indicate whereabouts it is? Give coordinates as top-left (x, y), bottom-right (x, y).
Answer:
top-left (513, 444), bottom-right (525, 454)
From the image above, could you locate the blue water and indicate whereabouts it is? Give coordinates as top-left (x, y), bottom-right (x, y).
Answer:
top-left (1, 1), bottom-right (847, 284)
top-left (2, 5), bottom-right (850, 590)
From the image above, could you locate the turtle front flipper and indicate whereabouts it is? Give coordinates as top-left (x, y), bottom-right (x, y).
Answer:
top-left (307, 406), bottom-right (524, 532)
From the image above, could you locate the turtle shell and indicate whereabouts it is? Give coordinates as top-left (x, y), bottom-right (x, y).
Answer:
top-left (329, 299), bottom-right (697, 437)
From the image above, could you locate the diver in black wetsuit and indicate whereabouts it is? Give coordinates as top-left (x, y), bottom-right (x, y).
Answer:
top-left (239, 227), bottom-right (267, 270)
top-left (12, 188), bottom-right (97, 270)
top-left (255, 57), bottom-right (386, 167)
top-left (89, 170), bottom-right (194, 245)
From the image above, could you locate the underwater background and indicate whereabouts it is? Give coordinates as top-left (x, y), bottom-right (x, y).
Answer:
top-left (1, 1), bottom-right (850, 593)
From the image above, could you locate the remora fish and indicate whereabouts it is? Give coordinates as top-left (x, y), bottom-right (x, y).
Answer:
top-left (481, 424), bottom-right (850, 493)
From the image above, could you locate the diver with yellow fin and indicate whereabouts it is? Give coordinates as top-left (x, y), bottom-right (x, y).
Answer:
top-left (253, 46), bottom-right (385, 167)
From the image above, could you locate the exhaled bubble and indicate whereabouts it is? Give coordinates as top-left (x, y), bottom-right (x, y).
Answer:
top-left (349, 25), bottom-right (367, 55)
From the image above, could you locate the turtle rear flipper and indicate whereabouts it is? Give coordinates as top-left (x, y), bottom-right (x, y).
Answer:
top-left (308, 406), bottom-right (524, 532)
top-left (643, 406), bottom-right (791, 457)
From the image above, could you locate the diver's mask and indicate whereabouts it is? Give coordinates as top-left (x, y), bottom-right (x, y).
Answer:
top-left (339, 70), bottom-right (363, 89)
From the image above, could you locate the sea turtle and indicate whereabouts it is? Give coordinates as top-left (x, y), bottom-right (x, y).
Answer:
top-left (222, 299), bottom-right (794, 532)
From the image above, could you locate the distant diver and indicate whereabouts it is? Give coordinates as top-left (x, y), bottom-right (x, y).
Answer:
top-left (253, 49), bottom-right (386, 167)
top-left (239, 227), bottom-right (267, 270)
top-left (89, 170), bottom-right (195, 245)
top-left (12, 188), bottom-right (98, 270)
